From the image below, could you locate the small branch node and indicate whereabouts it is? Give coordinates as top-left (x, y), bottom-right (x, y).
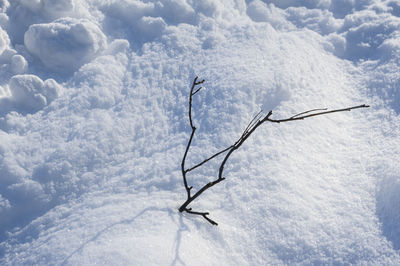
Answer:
top-left (204, 215), bottom-right (218, 226)
top-left (193, 77), bottom-right (205, 86)
top-left (265, 110), bottom-right (273, 119)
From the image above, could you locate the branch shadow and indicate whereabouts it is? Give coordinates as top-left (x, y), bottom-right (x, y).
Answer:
top-left (170, 213), bottom-right (189, 266)
top-left (60, 206), bottom-right (190, 265)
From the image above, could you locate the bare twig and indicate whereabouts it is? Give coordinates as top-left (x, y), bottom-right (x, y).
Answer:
top-left (186, 209), bottom-right (218, 225)
top-left (241, 109), bottom-right (264, 139)
top-left (290, 108), bottom-right (327, 119)
top-left (179, 77), bottom-right (369, 225)
top-left (186, 146), bottom-right (233, 173)
top-left (266, 104), bottom-right (370, 123)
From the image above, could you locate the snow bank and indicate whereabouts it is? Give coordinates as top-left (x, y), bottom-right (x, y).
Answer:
top-left (24, 18), bottom-right (107, 72)
top-left (254, 1), bottom-right (400, 62)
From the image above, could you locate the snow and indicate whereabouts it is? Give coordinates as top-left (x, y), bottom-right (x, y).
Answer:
top-left (24, 17), bottom-right (107, 72)
top-left (0, 0), bottom-right (399, 265)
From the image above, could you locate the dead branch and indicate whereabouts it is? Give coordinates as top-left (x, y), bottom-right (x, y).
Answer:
top-left (178, 77), bottom-right (369, 225)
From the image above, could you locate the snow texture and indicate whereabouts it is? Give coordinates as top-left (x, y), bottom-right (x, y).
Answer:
top-left (0, 0), bottom-right (399, 265)
top-left (24, 17), bottom-right (107, 72)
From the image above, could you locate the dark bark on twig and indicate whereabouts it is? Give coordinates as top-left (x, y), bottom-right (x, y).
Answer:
top-left (178, 77), bottom-right (369, 225)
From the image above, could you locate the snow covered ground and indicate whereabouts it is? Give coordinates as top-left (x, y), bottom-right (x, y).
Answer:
top-left (0, 0), bottom-right (399, 264)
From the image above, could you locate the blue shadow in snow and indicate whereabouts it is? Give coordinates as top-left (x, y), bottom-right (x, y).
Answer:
top-left (376, 176), bottom-right (400, 250)
top-left (60, 206), bottom-right (190, 265)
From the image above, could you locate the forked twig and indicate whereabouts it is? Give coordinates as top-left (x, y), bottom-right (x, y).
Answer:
top-left (241, 109), bottom-right (264, 139)
top-left (179, 77), bottom-right (370, 225)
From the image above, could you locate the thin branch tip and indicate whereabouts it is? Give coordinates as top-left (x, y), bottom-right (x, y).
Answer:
top-left (208, 219), bottom-right (218, 226)
top-left (202, 213), bottom-right (218, 226)
top-left (193, 77), bottom-right (205, 85)
top-left (192, 87), bottom-right (203, 95)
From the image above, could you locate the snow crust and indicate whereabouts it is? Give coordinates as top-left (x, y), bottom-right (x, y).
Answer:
top-left (0, 0), bottom-right (399, 264)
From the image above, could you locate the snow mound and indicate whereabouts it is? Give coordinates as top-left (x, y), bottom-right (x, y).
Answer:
top-left (0, 74), bottom-right (61, 114)
top-left (103, 0), bottom-right (196, 27)
top-left (24, 18), bottom-right (107, 72)
top-left (5, 0), bottom-right (85, 44)
top-left (286, 6), bottom-right (342, 34)
top-left (246, 0), bottom-right (288, 28)
top-left (100, 0), bottom-right (221, 44)
top-left (342, 10), bottom-right (400, 60)
top-left (0, 27), bottom-right (29, 81)
top-left (10, 55), bottom-right (28, 74)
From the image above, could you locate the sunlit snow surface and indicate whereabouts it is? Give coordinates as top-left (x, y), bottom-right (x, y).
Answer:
top-left (1, 0), bottom-right (400, 264)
